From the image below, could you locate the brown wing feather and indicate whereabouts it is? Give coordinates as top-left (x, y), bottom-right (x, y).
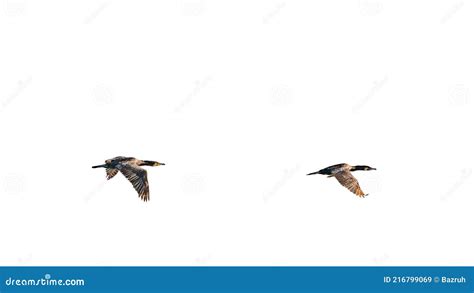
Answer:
top-left (106, 168), bottom-right (118, 180)
top-left (334, 171), bottom-right (366, 197)
top-left (118, 164), bottom-right (150, 201)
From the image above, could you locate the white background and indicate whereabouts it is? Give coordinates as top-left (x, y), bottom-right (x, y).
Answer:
top-left (0, 0), bottom-right (473, 266)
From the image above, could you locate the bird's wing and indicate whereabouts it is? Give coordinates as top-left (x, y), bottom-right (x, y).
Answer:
top-left (118, 164), bottom-right (150, 201)
top-left (107, 156), bottom-right (133, 164)
top-left (106, 168), bottom-right (118, 180)
top-left (334, 171), bottom-right (366, 197)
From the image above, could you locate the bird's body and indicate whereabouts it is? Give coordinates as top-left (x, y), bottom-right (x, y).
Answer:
top-left (307, 163), bottom-right (376, 197)
top-left (92, 156), bottom-right (165, 201)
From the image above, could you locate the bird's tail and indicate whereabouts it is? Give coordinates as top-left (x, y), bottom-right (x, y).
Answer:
top-left (92, 164), bottom-right (107, 168)
top-left (306, 171), bottom-right (320, 176)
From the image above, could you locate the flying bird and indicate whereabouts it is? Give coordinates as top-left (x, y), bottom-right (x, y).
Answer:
top-left (92, 156), bottom-right (165, 201)
top-left (307, 163), bottom-right (376, 197)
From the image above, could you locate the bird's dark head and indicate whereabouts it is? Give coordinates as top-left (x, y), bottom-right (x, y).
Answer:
top-left (353, 165), bottom-right (376, 171)
top-left (143, 160), bottom-right (166, 167)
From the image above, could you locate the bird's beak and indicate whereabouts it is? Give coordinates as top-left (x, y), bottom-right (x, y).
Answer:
top-left (155, 162), bottom-right (165, 166)
top-left (371, 167), bottom-right (377, 170)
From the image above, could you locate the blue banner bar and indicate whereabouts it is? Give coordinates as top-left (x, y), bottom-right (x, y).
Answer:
top-left (1, 267), bottom-right (472, 292)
